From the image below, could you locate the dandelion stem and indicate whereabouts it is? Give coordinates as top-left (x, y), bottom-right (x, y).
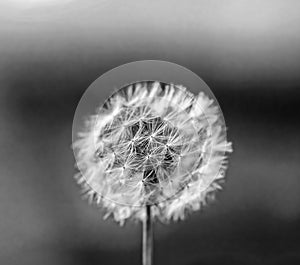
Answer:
top-left (143, 205), bottom-right (153, 265)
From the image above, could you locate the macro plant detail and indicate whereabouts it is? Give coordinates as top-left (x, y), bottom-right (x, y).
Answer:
top-left (73, 81), bottom-right (232, 225)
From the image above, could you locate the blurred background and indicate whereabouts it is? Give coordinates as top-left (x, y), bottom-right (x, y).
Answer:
top-left (0, 0), bottom-right (300, 264)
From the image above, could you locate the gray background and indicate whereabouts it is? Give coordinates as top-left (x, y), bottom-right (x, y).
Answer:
top-left (0, 1), bottom-right (299, 264)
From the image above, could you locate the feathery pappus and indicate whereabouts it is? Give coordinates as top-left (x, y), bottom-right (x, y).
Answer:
top-left (73, 81), bottom-right (232, 225)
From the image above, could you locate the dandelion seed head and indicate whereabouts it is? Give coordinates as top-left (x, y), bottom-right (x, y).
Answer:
top-left (73, 81), bottom-right (232, 224)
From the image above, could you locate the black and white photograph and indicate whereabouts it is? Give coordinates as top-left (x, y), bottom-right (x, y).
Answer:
top-left (0, 1), bottom-right (299, 265)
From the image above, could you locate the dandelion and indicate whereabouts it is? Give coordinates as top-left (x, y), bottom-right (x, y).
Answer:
top-left (73, 80), bottom-right (232, 265)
